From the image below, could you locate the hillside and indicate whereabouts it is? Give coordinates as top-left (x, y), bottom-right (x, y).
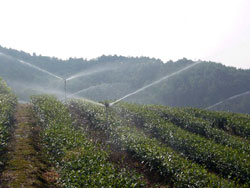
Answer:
top-left (1, 45), bottom-right (250, 113)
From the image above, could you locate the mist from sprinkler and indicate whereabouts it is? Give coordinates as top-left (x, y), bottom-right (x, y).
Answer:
top-left (19, 60), bottom-right (64, 81)
top-left (67, 85), bottom-right (96, 98)
top-left (17, 58), bottom-right (69, 101)
top-left (206, 90), bottom-right (250, 110)
top-left (109, 61), bottom-right (202, 107)
top-left (0, 52), bottom-right (108, 104)
top-left (1, 52), bottom-right (204, 110)
top-left (63, 65), bottom-right (119, 102)
top-left (0, 52), bottom-right (64, 81)
top-left (73, 96), bottom-right (105, 107)
top-left (65, 66), bottom-right (117, 82)
top-left (16, 56), bottom-right (201, 108)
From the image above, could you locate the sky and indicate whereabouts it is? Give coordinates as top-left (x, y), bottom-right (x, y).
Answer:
top-left (0, 0), bottom-right (249, 69)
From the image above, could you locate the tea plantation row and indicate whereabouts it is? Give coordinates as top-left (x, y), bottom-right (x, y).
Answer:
top-left (29, 95), bottom-right (250, 187)
top-left (0, 78), bottom-right (17, 168)
top-left (69, 99), bottom-right (245, 187)
top-left (117, 103), bottom-right (250, 186)
top-left (31, 95), bottom-right (145, 187)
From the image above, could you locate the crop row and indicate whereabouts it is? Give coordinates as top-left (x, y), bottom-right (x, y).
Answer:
top-left (0, 78), bottom-right (17, 167)
top-left (150, 105), bottom-right (250, 154)
top-left (183, 107), bottom-right (250, 139)
top-left (117, 103), bottom-right (250, 186)
top-left (31, 95), bottom-right (145, 188)
top-left (0, 95), bottom-right (16, 150)
top-left (69, 99), bottom-right (240, 188)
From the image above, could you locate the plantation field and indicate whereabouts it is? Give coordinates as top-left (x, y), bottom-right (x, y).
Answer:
top-left (27, 95), bottom-right (249, 187)
top-left (1, 81), bottom-right (250, 187)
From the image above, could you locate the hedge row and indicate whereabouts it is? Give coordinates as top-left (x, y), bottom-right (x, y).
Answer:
top-left (69, 99), bottom-right (240, 188)
top-left (152, 106), bottom-right (250, 154)
top-left (0, 78), bottom-right (17, 167)
top-left (31, 95), bottom-right (145, 188)
top-left (118, 103), bottom-right (250, 186)
top-left (183, 107), bottom-right (250, 139)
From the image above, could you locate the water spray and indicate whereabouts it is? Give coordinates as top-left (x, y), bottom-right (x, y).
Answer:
top-left (206, 91), bottom-right (250, 110)
top-left (65, 66), bottom-right (117, 82)
top-left (67, 85), bottom-right (97, 98)
top-left (0, 52), bottom-right (64, 81)
top-left (75, 97), bottom-right (105, 107)
top-left (0, 52), bottom-right (70, 102)
top-left (0, 51), bottom-right (206, 111)
top-left (19, 60), bottom-right (64, 81)
top-left (19, 59), bottom-right (68, 102)
top-left (109, 61), bottom-right (202, 107)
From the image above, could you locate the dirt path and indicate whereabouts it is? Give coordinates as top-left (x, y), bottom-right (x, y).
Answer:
top-left (0, 104), bottom-right (59, 188)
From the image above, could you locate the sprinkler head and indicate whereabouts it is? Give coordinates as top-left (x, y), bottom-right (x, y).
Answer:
top-left (104, 102), bottom-right (110, 108)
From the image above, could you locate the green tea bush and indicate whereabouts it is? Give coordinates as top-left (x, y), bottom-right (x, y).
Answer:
top-left (31, 95), bottom-right (145, 188)
top-left (0, 78), bottom-right (17, 166)
top-left (183, 107), bottom-right (250, 139)
top-left (70, 99), bottom-right (241, 188)
top-left (154, 106), bottom-right (250, 154)
top-left (119, 103), bottom-right (250, 186)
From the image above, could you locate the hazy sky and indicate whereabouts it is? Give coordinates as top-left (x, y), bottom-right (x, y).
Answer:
top-left (0, 0), bottom-right (249, 69)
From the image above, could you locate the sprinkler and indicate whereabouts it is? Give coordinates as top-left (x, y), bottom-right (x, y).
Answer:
top-left (104, 102), bottom-right (110, 127)
top-left (104, 102), bottom-right (110, 108)
top-left (64, 79), bottom-right (67, 102)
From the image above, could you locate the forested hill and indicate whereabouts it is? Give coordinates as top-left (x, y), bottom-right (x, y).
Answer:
top-left (1, 45), bottom-right (250, 114)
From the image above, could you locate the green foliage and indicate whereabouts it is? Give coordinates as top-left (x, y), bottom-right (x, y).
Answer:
top-left (183, 107), bottom-right (250, 139)
top-left (0, 78), bottom-right (11, 94)
top-left (70, 99), bottom-right (242, 188)
top-left (154, 106), bottom-right (250, 154)
top-left (119, 103), bottom-right (250, 186)
top-left (31, 95), bottom-right (145, 188)
top-left (0, 77), bottom-right (17, 167)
